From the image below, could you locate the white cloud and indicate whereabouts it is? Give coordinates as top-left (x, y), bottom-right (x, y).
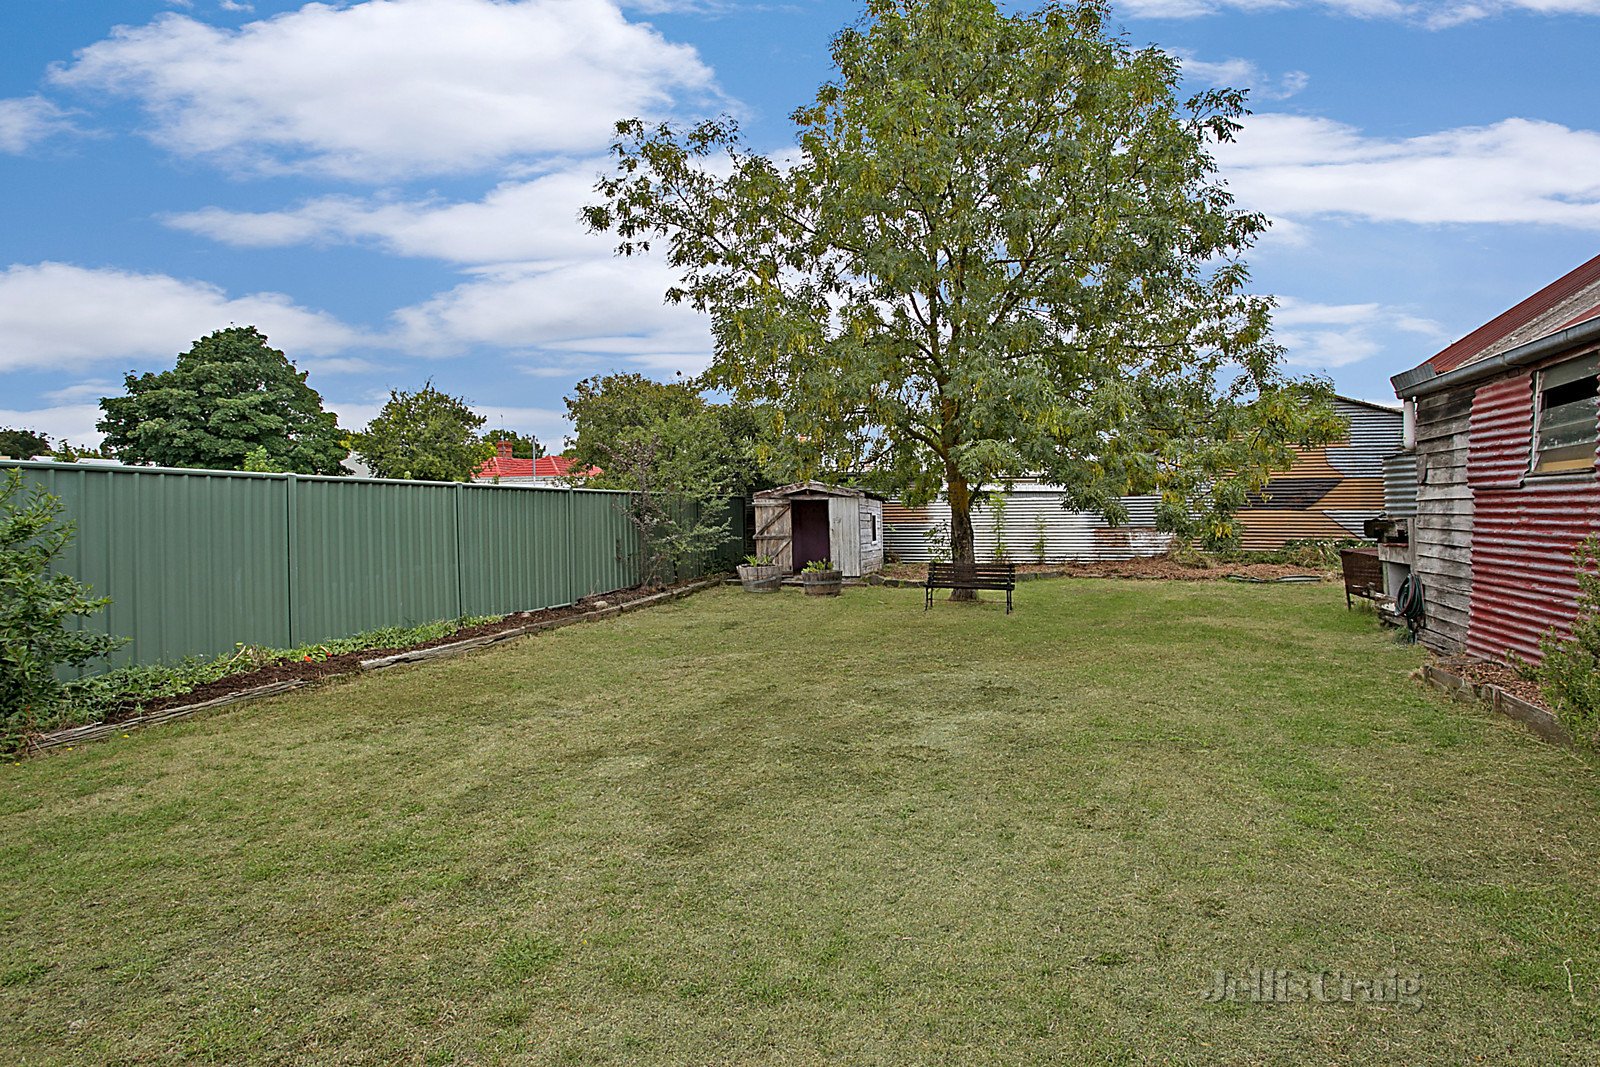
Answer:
top-left (1219, 115), bottom-right (1600, 230)
top-left (50, 0), bottom-right (721, 179)
top-left (165, 163), bottom-right (610, 263)
top-left (0, 262), bottom-right (365, 372)
top-left (1271, 295), bottom-right (1446, 369)
top-left (0, 404), bottom-right (106, 449)
top-left (1177, 52), bottom-right (1309, 100)
top-left (0, 96), bottom-right (76, 153)
top-left (391, 257), bottom-right (713, 375)
top-left (1120, 0), bottom-right (1600, 24)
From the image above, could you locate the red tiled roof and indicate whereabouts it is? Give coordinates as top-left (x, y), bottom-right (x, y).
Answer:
top-left (475, 448), bottom-right (599, 481)
top-left (1400, 252), bottom-right (1600, 381)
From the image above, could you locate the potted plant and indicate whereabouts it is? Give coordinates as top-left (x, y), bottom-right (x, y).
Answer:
top-left (737, 554), bottom-right (783, 593)
top-left (801, 558), bottom-right (843, 597)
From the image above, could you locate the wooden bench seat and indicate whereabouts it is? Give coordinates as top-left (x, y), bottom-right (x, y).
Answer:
top-left (925, 562), bottom-right (1016, 614)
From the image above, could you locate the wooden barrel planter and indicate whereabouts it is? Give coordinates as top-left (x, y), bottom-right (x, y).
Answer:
top-left (802, 566), bottom-right (843, 597)
top-left (737, 563), bottom-right (784, 593)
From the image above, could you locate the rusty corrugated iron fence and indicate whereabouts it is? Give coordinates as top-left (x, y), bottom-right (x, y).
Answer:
top-left (2, 460), bottom-right (744, 673)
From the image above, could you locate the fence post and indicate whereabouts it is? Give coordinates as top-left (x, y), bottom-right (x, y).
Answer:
top-left (453, 482), bottom-right (465, 621)
top-left (285, 472), bottom-right (297, 648)
top-left (566, 484), bottom-right (576, 606)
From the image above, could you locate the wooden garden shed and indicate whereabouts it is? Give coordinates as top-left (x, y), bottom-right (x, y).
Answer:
top-left (753, 482), bottom-right (885, 578)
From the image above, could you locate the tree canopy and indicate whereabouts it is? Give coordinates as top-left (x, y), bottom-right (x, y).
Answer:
top-left (350, 383), bottom-right (493, 482)
top-left (484, 428), bottom-right (545, 459)
top-left (0, 428), bottom-right (50, 460)
top-left (564, 372), bottom-right (777, 498)
top-left (586, 0), bottom-right (1341, 570)
top-left (97, 326), bottom-right (347, 474)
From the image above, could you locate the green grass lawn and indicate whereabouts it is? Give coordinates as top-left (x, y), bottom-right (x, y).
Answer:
top-left (4, 580), bottom-right (1599, 1065)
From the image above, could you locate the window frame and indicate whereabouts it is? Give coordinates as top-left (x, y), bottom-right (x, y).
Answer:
top-left (1529, 351), bottom-right (1600, 478)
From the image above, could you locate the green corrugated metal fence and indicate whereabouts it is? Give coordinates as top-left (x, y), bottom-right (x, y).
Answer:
top-left (2, 461), bottom-right (745, 673)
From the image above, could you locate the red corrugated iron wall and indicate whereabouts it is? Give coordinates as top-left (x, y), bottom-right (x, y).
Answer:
top-left (1465, 373), bottom-right (1600, 661)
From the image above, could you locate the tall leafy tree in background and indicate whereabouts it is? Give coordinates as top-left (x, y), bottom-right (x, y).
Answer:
top-left (0, 428), bottom-right (50, 460)
top-left (97, 326), bottom-right (347, 474)
top-left (565, 372), bottom-right (778, 498)
top-left (484, 428), bottom-right (546, 459)
top-left (350, 383), bottom-right (493, 482)
top-left (586, 0), bottom-right (1341, 589)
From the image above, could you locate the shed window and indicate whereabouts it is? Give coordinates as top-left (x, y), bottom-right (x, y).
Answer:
top-left (870, 514), bottom-right (878, 542)
top-left (1533, 353), bottom-right (1600, 475)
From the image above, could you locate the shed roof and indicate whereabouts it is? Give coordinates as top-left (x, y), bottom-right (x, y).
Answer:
top-left (754, 480), bottom-right (885, 502)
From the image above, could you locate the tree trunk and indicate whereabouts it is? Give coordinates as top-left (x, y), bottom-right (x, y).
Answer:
top-left (946, 471), bottom-right (978, 602)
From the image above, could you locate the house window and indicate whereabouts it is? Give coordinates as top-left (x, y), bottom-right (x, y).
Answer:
top-left (1532, 353), bottom-right (1600, 475)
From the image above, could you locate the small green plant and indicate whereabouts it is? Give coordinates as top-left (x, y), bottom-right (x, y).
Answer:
top-left (1, 471), bottom-right (125, 751)
top-left (1527, 536), bottom-right (1600, 748)
top-left (802, 559), bottom-right (836, 574)
top-left (986, 494), bottom-right (1008, 563)
top-left (743, 554), bottom-right (776, 567)
top-left (53, 614), bottom-right (500, 737)
top-left (924, 522), bottom-right (950, 563)
top-left (1031, 514), bottom-right (1047, 564)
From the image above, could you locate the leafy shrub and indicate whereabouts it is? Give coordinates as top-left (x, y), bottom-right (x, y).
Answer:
top-left (1, 471), bottom-right (124, 750)
top-left (1530, 536), bottom-right (1600, 748)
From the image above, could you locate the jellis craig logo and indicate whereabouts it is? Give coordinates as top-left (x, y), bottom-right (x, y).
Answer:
top-left (1202, 968), bottom-right (1424, 1011)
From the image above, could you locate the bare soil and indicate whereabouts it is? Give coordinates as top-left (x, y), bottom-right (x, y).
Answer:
top-left (1437, 654), bottom-right (1552, 710)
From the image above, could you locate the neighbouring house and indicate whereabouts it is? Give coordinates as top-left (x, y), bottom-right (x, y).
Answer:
top-left (754, 481), bottom-right (885, 578)
top-left (474, 441), bottom-right (599, 486)
top-left (1388, 252), bottom-right (1600, 660)
top-left (1233, 396), bottom-right (1403, 551)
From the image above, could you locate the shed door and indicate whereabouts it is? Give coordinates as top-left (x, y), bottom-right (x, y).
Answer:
top-left (791, 500), bottom-right (831, 573)
top-left (828, 497), bottom-right (861, 576)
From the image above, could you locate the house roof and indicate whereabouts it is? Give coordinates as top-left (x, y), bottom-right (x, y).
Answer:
top-left (475, 451), bottom-right (599, 482)
top-left (1394, 252), bottom-right (1600, 396)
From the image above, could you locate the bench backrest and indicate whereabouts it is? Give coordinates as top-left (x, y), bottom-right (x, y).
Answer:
top-left (927, 562), bottom-right (1016, 588)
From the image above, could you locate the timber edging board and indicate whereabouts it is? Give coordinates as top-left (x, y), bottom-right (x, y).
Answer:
top-left (1419, 663), bottom-right (1572, 745)
top-left (26, 575), bottom-right (729, 755)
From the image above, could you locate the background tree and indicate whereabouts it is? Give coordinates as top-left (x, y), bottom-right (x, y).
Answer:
top-left (586, 0), bottom-right (1341, 590)
top-left (350, 383), bottom-right (493, 482)
top-left (1, 470), bottom-right (123, 750)
top-left (48, 440), bottom-right (109, 464)
top-left (484, 428), bottom-right (545, 459)
top-left (97, 326), bottom-right (347, 474)
top-left (0, 428), bottom-right (50, 460)
top-left (565, 372), bottom-right (778, 497)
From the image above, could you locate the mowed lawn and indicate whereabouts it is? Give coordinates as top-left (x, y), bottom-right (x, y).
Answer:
top-left (4, 580), bottom-right (1600, 1065)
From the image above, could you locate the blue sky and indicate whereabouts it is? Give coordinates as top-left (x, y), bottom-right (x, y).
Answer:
top-left (2, 0), bottom-right (1597, 452)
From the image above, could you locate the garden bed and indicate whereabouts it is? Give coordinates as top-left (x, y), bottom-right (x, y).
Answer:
top-left (24, 578), bottom-right (722, 753)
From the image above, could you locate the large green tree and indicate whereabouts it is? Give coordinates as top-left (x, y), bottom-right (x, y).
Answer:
top-left (97, 326), bottom-right (347, 474)
top-left (586, 0), bottom-right (1341, 586)
top-left (565, 372), bottom-right (777, 498)
top-left (484, 428), bottom-right (546, 459)
top-left (350, 383), bottom-right (493, 482)
top-left (0, 428), bottom-right (50, 460)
